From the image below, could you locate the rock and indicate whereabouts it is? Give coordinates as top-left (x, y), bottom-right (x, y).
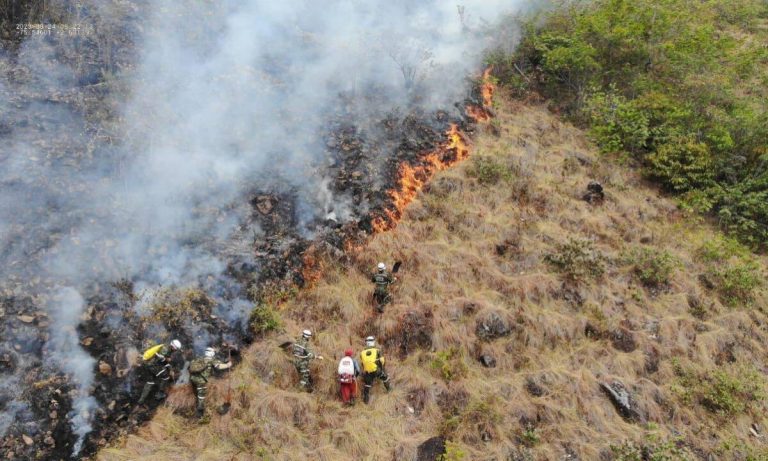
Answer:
top-left (43, 435), bottom-right (55, 446)
top-left (582, 181), bottom-right (605, 204)
top-left (81, 337), bottom-right (94, 347)
top-left (21, 435), bottom-right (33, 446)
top-left (610, 328), bottom-right (637, 353)
top-left (478, 354), bottom-right (497, 368)
top-left (600, 380), bottom-right (643, 422)
top-left (584, 322), bottom-right (605, 339)
top-left (475, 310), bottom-right (511, 341)
top-left (525, 377), bottom-right (546, 397)
top-left (16, 315), bottom-right (34, 323)
top-left (416, 436), bottom-right (446, 461)
top-left (98, 361), bottom-right (112, 376)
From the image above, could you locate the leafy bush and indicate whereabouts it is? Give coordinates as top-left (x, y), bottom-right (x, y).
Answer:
top-left (696, 237), bottom-right (763, 305)
top-left (495, 0), bottom-right (768, 249)
top-left (467, 156), bottom-right (514, 185)
top-left (700, 368), bottom-right (766, 415)
top-left (545, 238), bottom-right (606, 282)
top-left (645, 136), bottom-right (714, 192)
top-left (248, 304), bottom-right (282, 336)
top-left (610, 438), bottom-right (692, 461)
top-left (625, 247), bottom-right (679, 287)
top-left (672, 361), bottom-right (766, 416)
top-left (440, 442), bottom-right (466, 461)
top-left (520, 423), bottom-right (540, 447)
top-left (430, 348), bottom-right (467, 382)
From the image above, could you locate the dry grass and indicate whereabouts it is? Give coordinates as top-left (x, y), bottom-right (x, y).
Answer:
top-left (99, 95), bottom-right (768, 460)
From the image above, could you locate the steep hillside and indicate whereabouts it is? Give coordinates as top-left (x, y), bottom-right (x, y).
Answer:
top-left (99, 95), bottom-right (768, 461)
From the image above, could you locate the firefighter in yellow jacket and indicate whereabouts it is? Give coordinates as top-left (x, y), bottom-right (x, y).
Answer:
top-left (360, 336), bottom-right (391, 404)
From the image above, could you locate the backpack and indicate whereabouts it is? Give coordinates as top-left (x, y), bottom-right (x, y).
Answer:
top-left (142, 344), bottom-right (164, 361)
top-left (360, 348), bottom-right (379, 373)
top-left (188, 357), bottom-right (208, 375)
top-left (338, 357), bottom-right (355, 378)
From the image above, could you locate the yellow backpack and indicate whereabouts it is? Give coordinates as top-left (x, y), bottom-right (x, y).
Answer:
top-left (142, 344), bottom-right (164, 361)
top-left (360, 348), bottom-right (379, 373)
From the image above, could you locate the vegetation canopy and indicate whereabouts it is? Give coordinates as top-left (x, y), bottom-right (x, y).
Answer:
top-left (489, 0), bottom-right (768, 249)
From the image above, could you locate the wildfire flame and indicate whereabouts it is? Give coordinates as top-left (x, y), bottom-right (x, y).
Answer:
top-left (372, 123), bottom-right (469, 232)
top-left (466, 66), bottom-right (495, 122)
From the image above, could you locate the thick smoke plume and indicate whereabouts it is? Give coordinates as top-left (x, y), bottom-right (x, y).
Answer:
top-left (0, 0), bottom-right (530, 453)
top-left (45, 288), bottom-right (97, 455)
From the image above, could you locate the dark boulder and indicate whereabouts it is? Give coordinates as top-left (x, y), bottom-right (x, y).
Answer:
top-left (416, 436), bottom-right (446, 461)
top-left (478, 354), bottom-right (497, 368)
top-left (600, 380), bottom-right (644, 422)
top-left (582, 181), bottom-right (605, 204)
top-left (475, 310), bottom-right (511, 341)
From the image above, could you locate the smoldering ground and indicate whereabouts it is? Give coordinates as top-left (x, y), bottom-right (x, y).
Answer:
top-left (0, 0), bottom-right (531, 458)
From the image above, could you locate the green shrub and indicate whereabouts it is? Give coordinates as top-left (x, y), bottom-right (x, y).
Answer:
top-left (696, 237), bottom-right (762, 305)
top-left (700, 368), bottom-right (766, 415)
top-left (498, 0), bottom-right (768, 249)
top-left (610, 438), bottom-right (692, 461)
top-left (430, 348), bottom-right (467, 382)
top-left (467, 156), bottom-right (514, 185)
top-left (520, 423), bottom-right (540, 447)
top-left (248, 304), bottom-right (282, 336)
top-left (626, 247), bottom-right (679, 287)
top-left (545, 238), bottom-right (606, 282)
top-left (645, 136), bottom-right (715, 192)
top-left (440, 442), bottom-right (466, 461)
top-left (673, 361), bottom-right (766, 416)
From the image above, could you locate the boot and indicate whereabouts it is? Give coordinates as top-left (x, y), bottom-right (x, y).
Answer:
top-left (363, 387), bottom-right (370, 404)
top-left (384, 381), bottom-right (391, 392)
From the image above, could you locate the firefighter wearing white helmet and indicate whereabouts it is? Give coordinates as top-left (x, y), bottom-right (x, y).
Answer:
top-left (293, 329), bottom-right (323, 392)
top-left (137, 339), bottom-right (183, 405)
top-left (371, 262), bottom-right (395, 313)
top-left (360, 336), bottom-right (391, 403)
top-left (189, 346), bottom-right (232, 420)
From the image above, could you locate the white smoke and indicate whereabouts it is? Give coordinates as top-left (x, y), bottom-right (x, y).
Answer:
top-left (45, 287), bottom-right (98, 456)
top-left (0, 0), bottom-right (534, 450)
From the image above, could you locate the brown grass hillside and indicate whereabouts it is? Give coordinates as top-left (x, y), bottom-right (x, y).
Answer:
top-left (98, 95), bottom-right (768, 461)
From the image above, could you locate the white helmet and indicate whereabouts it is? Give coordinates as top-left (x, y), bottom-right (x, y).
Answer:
top-left (365, 336), bottom-right (375, 347)
top-left (377, 262), bottom-right (386, 271)
top-left (170, 339), bottom-right (182, 351)
top-left (204, 347), bottom-right (215, 358)
top-left (302, 329), bottom-right (312, 339)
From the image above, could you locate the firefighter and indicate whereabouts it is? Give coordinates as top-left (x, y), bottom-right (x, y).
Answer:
top-left (293, 330), bottom-right (323, 392)
top-left (138, 339), bottom-right (182, 405)
top-left (360, 336), bottom-right (391, 404)
top-left (337, 348), bottom-right (360, 405)
top-left (188, 346), bottom-right (232, 421)
top-left (371, 262), bottom-right (395, 312)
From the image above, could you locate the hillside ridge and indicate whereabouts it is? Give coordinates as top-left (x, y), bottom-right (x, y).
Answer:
top-left (100, 94), bottom-right (768, 461)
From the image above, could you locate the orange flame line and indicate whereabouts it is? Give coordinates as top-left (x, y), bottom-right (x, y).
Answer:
top-left (466, 66), bottom-right (495, 123)
top-left (371, 124), bottom-right (469, 233)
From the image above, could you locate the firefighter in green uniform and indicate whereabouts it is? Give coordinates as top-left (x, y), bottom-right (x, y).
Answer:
top-left (138, 339), bottom-right (182, 404)
top-left (371, 262), bottom-right (395, 312)
top-left (189, 346), bottom-right (232, 420)
top-left (293, 329), bottom-right (323, 392)
top-left (360, 336), bottom-right (391, 404)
